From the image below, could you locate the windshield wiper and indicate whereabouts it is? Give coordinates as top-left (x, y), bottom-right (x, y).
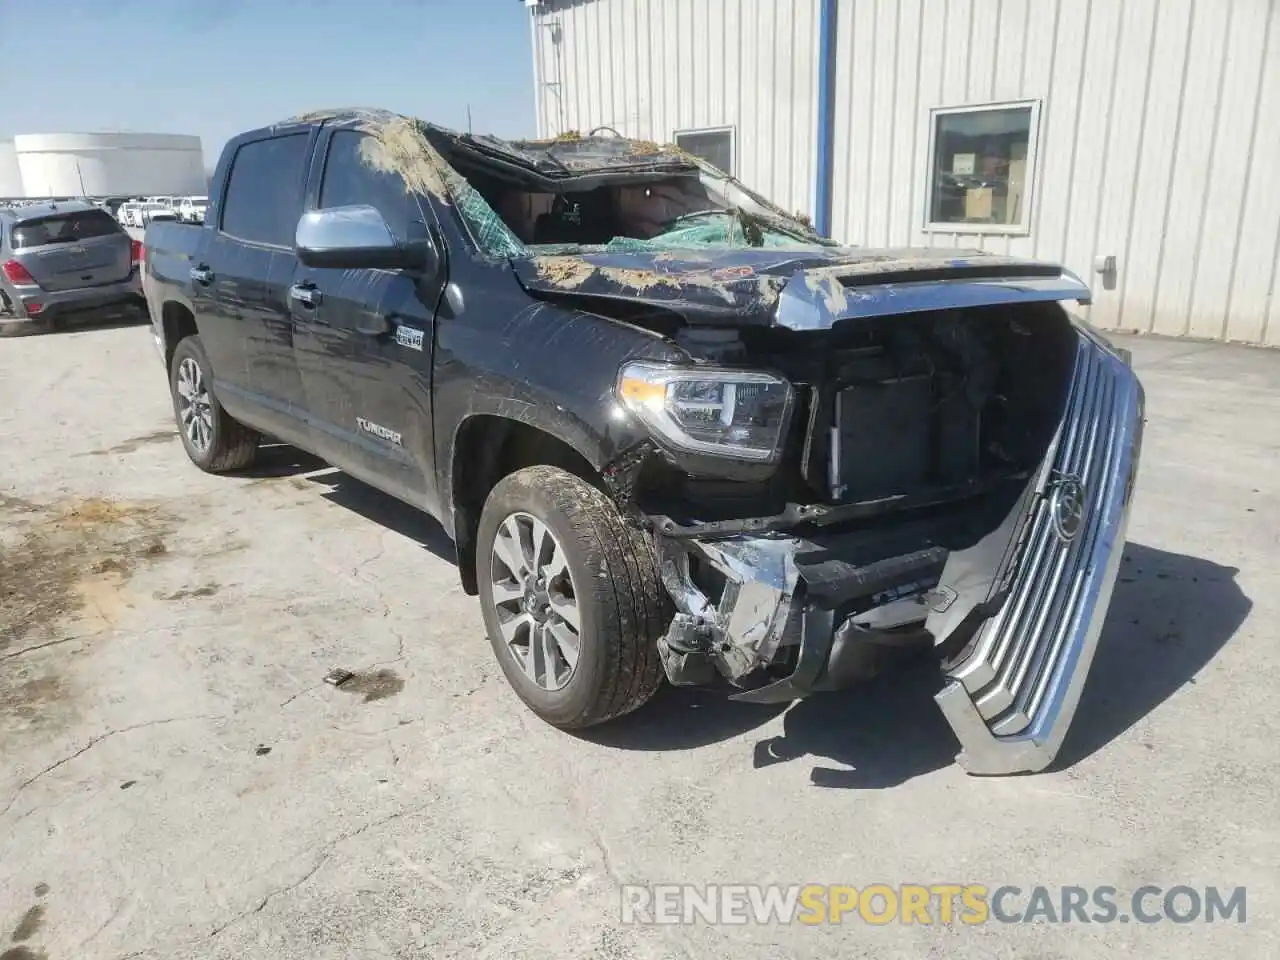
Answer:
top-left (666, 209), bottom-right (734, 225)
top-left (661, 207), bottom-right (765, 247)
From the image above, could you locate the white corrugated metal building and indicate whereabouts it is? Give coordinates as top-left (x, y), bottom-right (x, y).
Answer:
top-left (4, 132), bottom-right (205, 199)
top-left (0, 139), bottom-right (24, 197)
top-left (526, 0), bottom-right (1280, 345)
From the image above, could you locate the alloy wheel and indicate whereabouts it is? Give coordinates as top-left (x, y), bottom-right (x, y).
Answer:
top-left (490, 511), bottom-right (582, 691)
top-left (176, 356), bottom-right (213, 454)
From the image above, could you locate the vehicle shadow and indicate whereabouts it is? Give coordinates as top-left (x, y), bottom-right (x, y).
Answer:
top-left (240, 441), bottom-right (329, 478)
top-left (590, 541), bottom-right (1249, 788)
top-left (217, 447), bottom-right (1255, 786)
top-left (753, 654), bottom-right (957, 789)
top-left (0, 311), bottom-right (150, 337)
top-left (59, 312), bottom-right (152, 334)
top-left (1052, 541), bottom-right (1250, 768)
top-left (239, 442), bottom-right (456, 563)
top-left (580, 682), bottom-right (789, 751)
top-left (310, 471), bottom-right (456, 563)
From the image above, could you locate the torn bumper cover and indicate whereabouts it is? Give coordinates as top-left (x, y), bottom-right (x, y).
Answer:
top-left (656, 530), bottom-right (947, 697)
top-left (655, 337), bottom-right (1144, 776)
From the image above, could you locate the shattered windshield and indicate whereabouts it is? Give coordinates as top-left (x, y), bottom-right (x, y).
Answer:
top-left (526, 172), bottom-right (833, 253)
top-left (442, 144), bottom-right (836, 256)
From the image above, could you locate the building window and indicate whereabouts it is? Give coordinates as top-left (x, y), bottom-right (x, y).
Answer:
top-left (925, 101), bottom-right (1040, 235)
top-left (674, 127), bottom-right (735, 176)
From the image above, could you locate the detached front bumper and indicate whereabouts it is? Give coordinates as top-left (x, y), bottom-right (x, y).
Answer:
top-left (935, 336), bottom-right (1144, 774)
top-left (656, 523), bottom-right (950, 697)
top-left (655, 336), bottom-right (1144, 776)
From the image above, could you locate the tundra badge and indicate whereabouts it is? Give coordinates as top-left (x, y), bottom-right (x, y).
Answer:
top-left (395, 325), bottom-right (425, 351)
top-left (356, 417), bottom-right (403, 446)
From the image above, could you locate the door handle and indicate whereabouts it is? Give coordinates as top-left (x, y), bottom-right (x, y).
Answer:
top-left (190, 265), bottom-right (213, 285)
top-left (289, 283), bottom-right (322, 308)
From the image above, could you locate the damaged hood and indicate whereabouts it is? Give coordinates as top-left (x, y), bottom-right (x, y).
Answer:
top-left (512, 248), bottom-right (1092, 331)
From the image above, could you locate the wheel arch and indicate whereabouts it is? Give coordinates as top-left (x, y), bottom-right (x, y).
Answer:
top-left (161, 300), bottom-right (198, 371)
top-left (448, 412), bottom-right (605, 596)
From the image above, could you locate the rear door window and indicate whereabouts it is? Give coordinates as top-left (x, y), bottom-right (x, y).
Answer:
top-left (12, 209), bottom-right (122, 247)
top-left (220, 133), bottom-right (311, 246)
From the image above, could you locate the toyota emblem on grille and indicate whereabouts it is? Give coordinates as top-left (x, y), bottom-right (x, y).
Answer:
top-left (1049, 476), bottom-right (1087, 543)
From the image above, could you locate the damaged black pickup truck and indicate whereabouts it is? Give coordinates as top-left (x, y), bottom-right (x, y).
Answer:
top-left (144, 109), bottom-right (1144, 774)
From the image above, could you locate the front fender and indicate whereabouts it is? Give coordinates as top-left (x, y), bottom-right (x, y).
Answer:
top-left (432, 300), bottom-right (687, 526)
top-left (448, 392), bottom-right (611, 477)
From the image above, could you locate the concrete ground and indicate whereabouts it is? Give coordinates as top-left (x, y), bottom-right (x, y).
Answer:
top-left (1, 321), bottom-right (1277, 960)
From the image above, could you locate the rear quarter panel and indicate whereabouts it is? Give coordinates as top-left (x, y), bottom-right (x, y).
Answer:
top-left (143, 221), bottom-right (206, 335)
top-left (144, 132), bottom-right (236, 339)
top-left (144, 221), bottom-right (203, 312)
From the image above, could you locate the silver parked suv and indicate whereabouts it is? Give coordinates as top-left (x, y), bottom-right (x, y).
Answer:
top-left (0, 200), bottom-right (144, 332)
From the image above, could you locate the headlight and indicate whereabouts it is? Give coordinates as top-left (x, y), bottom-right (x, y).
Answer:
top-left (617, 361), bottom-right (794, 462)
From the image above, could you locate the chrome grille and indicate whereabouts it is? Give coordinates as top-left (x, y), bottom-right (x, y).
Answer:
top-left (947, 334), bottom-right (1135, 737)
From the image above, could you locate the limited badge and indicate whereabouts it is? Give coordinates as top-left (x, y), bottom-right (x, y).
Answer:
top-left (394, 325), bottom-right (424, 351)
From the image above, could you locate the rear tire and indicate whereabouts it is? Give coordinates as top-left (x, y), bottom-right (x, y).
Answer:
top-left (477, 465), bottom-right (668, 729)
top-left (169, 335), bottom-right (259, 472)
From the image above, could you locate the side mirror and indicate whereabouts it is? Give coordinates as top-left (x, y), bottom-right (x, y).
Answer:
top-left (295, 204), bottom-right (438, 273)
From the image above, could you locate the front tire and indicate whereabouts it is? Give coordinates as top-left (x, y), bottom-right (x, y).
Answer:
top-left (169, 335), bottom-right (259, 472)
top-left (477, 465), bottom-right (668, 729)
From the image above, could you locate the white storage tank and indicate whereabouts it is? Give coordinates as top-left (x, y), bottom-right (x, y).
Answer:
top-left (13, 132), bottom-right (205, 197)
top-left (0, 139), bottom-right (23, 198)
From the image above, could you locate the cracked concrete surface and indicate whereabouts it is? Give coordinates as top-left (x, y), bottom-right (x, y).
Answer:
top-left (1, 323), bottom-right (1278, 959)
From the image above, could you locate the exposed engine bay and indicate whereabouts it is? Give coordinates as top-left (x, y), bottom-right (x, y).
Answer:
top-left (633, 303), bottom-right (1075, 531)
top-left (624, 303), bottom-right (1081, 701)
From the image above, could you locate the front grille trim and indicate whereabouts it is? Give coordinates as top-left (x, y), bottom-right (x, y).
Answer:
top-left (933, 333), bottom-right (1144, 774)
